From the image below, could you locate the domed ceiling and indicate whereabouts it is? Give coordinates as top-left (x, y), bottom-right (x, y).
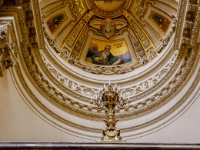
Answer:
top-left (4, 0), bottom-right (199, 141)
top-left (41, 0), bottom-right (178, 74)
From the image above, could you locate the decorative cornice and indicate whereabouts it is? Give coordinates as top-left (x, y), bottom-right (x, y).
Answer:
top-left (173, 0), bottom-right (188, 50)
top-left (41, 50), bottom-right (179, 101)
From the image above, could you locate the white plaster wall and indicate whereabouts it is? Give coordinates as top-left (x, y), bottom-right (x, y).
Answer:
top-left (0, 70), bottom-right (90, 142)
top-left (129, 95), bottom-right (200, 143)
top-left (0, 69), bottom-right (200, 143)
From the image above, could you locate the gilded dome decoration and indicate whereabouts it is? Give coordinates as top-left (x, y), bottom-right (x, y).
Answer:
top-left (1, 0), bottom-right (199, 142)
top-left (40, 0), bottom-right (179, 74)
top-left (85, 0), bottom-right (131, 18)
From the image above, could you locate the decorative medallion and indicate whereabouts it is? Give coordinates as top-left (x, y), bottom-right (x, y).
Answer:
top-left (85, 0), bottom-right (132, 18)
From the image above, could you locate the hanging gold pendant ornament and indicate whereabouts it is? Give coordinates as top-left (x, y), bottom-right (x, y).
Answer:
top-left (91, 82), bottom-right (130, 142)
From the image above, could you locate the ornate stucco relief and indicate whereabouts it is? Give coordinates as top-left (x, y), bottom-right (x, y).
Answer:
top-left (1, 0), bottom-right (200, 141)
top-left (0, 20), bottom-right (18, 77)
top-left (40, 49), bottom-right (179, 100)
top-left (21, 0), bottom-right (198, 120)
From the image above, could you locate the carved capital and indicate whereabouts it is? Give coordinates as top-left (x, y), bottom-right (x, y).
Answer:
top-left (0, 44), bottom-right (18, 77)
top-left (0, 22), bottom-right (11, 48)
